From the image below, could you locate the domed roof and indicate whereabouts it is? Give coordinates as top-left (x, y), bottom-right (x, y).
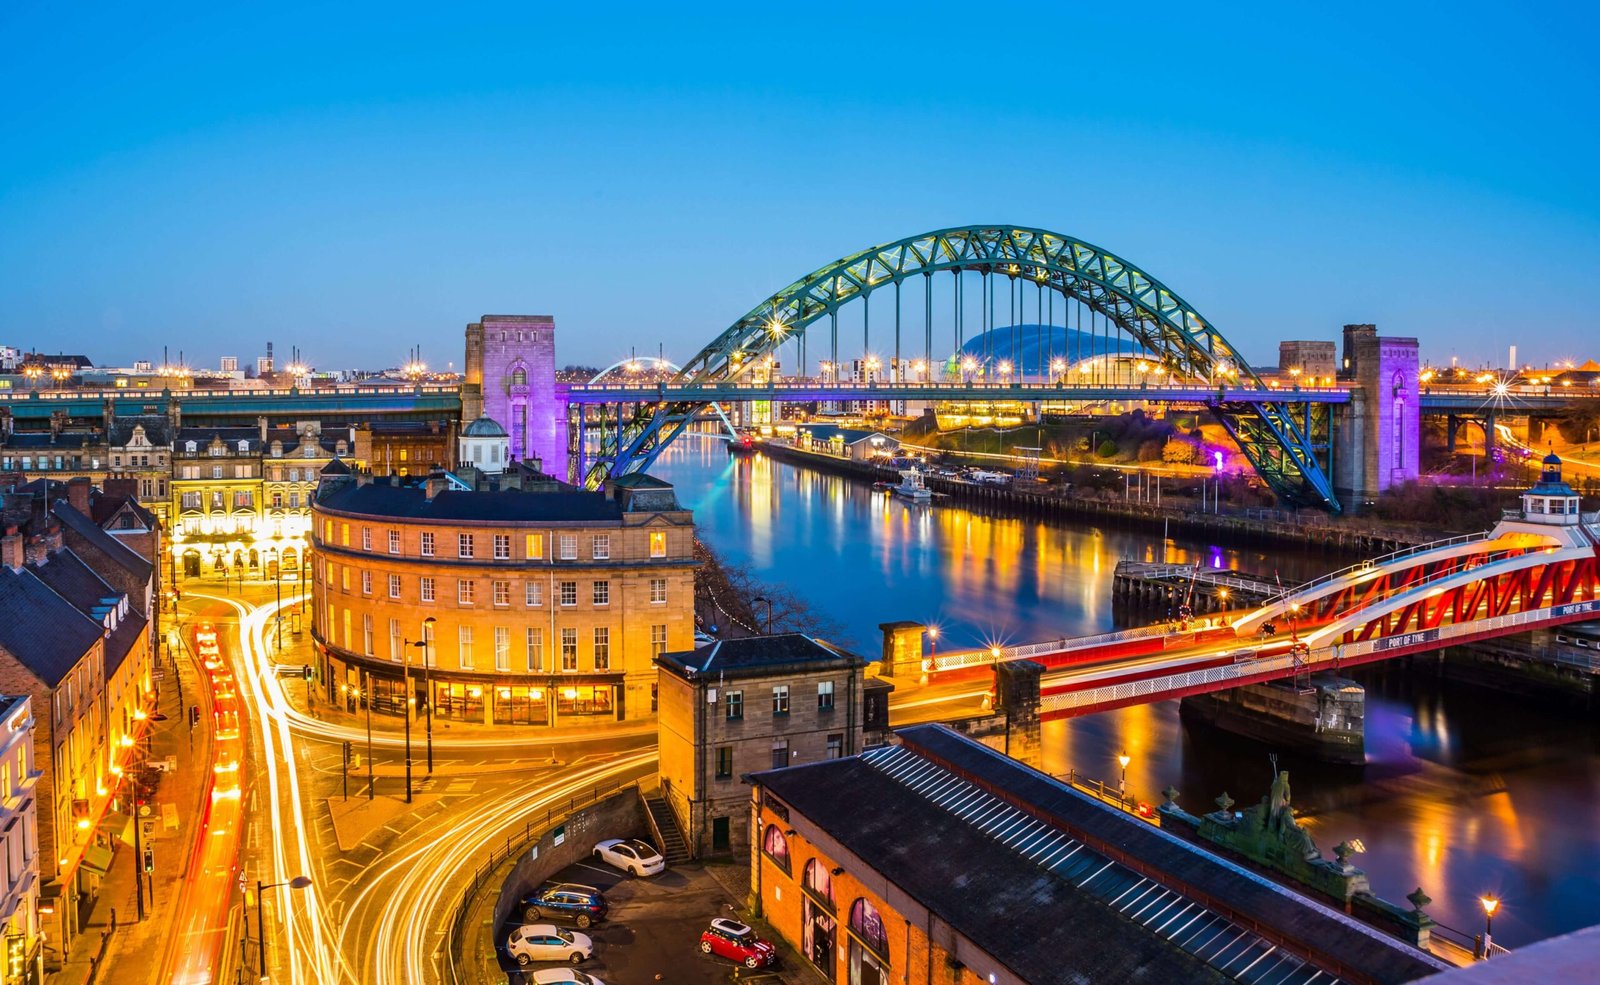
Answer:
top-left (1543, 451), bottom-right (1563, 466)
top-left (462, 416), bottom-right (508, 438)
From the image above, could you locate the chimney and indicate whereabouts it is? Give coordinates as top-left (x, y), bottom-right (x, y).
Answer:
top-left (49, 410), bottom-right (65, 443)
top-left (258, 416), bottom-right (268, 442)
top-left (24, 523), bottom-right (61, 564)
top-left (168, 396), bottom-right (182, 433)
top-left (1, 526), bottom-right (21, 571)
top-left (65, 476), bottom-right (91, 516)
top-left (102, 396), bottom-right (115, 436)
top-left (424, 471), bottom-right (448, 501)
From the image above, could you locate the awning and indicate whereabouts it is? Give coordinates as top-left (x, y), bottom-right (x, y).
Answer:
top-left (81, 845), bottom-right (114, 876)
top-left (100, 811), bottom-right (133, 847)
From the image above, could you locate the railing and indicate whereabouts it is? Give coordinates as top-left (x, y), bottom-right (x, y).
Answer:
top-left (930, 623), bottom-right (1175, 672)
top-left (1253, 531), bottom-right (1496, 607)
top-left (1042, 595), bottom-right (1599, 713)
top-left (1430, 920), bottom-right (1513, 960)
top-left (445, 776), bottom-right (639, 985)
top-left (1115, 561), bottom-right (1278, 595)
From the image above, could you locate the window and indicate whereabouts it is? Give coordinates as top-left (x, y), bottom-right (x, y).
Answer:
top-left (457, 579), bottom-right (475, 605)
top-left (725, 690), bottom-right (743, 720)
top-left (340, 523), bottom-right (350, 547)
top-left (651, 624), bottom-right (667, 658)
top-left (340, 567), bottom-right (349, 592)
top-left (649, 578), bottom-right (667, 604)
top-left (388, 574), bottom-right (401, 599)
top-left (771, 739), bottom-right (790, 769)
top-left (493, 534), bottom-right (510, 559)
top-left (715, 746), bottom-right (733, 779)
top-left (525, 581), bottom-right (543, 606)
top-left (827, 733), bottom-right (843, 759)
top-left (591, 534), bottom-right (610, 560)
top-left (492, 580), bottom-right (510, 606)
top-left (233, 490), bottom-right (254, 508)
top-left (494, 627), bottom-right (511, 671)
top-left (526, 533), bottom-right (544, 559)
top-left (772, 685), bottom-right (790, 716)
top-left (361, 571), bottom-right (372, 595)
top-left (420, 532), bottom-right (435, 557)
top-left (849, 899), bottom-right (889, 959)
top-left (559, 581), bottom-right (577, 606)
top-left (591, 580), bottom-right (610, 606)
top-left (458, 533), bottom-right (474, 558)
top-left (818, 681), bottom-right (835, 711)
top-left (525, 627), bottom-right (544, 671)
top-left (458, 626), bottom-right (474, 668)
top-left (420, 577), bottom-right (436, 603)
top-left (181, 492), bottom-right (202, 509)
top-left (762, 825), bottom-right (791, 874)
top-left (362, 527), bottom-right (372, 551)
top-left (388, 530), bottom-right (400, 554)
top-left (390, 618), bottom-right (402, 661)
top-left (560, 628), bottom-right (578, 670)
top-left (592, 627), bottom-right (610, 670)
top-left (362, 614), bottom-right (373, 656)
top-left (650, 531), bottom-right (667, 558)
top-left (558, 534), bottom-right (577, 560)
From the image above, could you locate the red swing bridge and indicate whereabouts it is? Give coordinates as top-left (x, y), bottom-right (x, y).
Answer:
top-left (921, 453), bottom-right (1599, 720)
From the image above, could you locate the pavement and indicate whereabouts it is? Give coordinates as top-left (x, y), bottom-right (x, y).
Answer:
top-left (487, 857), bottom-right (826, 985)
top-left (47, 625), bottom-right (215, 985)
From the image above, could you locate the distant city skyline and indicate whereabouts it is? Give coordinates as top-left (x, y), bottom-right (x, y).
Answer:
top-left (2, 5), bottom-right (1596, 371)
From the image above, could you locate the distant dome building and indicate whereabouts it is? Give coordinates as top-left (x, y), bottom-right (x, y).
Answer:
top-left (459, 416), bottom-right (510, 474)
top-left (955, 324), bottom-right (1144, 380)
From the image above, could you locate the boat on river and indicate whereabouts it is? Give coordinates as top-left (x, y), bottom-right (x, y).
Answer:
top-left (889, 469), bottom-right (932, 503)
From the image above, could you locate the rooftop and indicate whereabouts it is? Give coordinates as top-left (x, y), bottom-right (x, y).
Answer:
top-left (753, 725), bottom-right (1448, 985)
top-left (0, 567), bottom-right (104, 686)
top-left (53, 500), bottom-right (154, 582)
top-left (657, 633), bottom-right (864, 681)
top-left (315, 478), bottom-right (678, 524)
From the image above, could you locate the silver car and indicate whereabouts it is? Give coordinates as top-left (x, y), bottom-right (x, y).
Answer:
top-left (507, 924), bottom-right (593, 966)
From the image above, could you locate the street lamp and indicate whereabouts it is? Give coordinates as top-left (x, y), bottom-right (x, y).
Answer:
top-left (753, 596), bottom-right (773, 635)
top-left (421, 617), bottom-right (436, 773)
top-left (1480, 895), bottom-right (1499, 956)
top-left (402, 635), bottom-right (428, 803)
top-left (256, 874), bottom-right (313, 977)
top-left (1118, 751), bottom-right (1131, 804)
top-left (927, 625), bottom-right (938, 658)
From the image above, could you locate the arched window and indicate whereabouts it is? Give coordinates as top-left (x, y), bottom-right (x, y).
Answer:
top-left (848, 898), bottom-right (888, 957)
top-left (512, 367), bottom-right (527, 386)
top-left (803, 859), bottom-right (833, 907)
top-left (761, 824), bottom-right (790, 874)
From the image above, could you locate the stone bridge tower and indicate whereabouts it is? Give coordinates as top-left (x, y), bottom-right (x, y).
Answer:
top-left (461, 315), bottom-right (564, 474)
top-left (1333, 324), bottom-right (1420, 507)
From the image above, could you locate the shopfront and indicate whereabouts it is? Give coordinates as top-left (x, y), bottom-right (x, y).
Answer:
top-left (491, 686), bottom-right (549, 726)
top-left (433, 681), bottom-right (486, 723)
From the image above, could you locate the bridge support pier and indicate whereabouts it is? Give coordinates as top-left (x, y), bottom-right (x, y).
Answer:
top-left (993, 660), bottom-right (1043, 769)
top-left (1179, 675), bottom-right (1365, 765)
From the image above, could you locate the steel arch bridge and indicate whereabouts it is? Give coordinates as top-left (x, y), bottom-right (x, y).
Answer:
top-left (579, 225), bottom-right (1340, 511)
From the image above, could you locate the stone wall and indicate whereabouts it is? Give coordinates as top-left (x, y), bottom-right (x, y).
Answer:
top-left (490, 787), bottom-right (650, 931)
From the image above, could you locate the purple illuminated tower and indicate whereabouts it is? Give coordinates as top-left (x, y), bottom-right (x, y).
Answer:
top-left (462, 315), bottom-right (566, 474)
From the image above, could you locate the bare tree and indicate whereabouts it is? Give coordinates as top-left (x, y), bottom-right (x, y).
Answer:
top-left (695, 540), bottom-right (845, 641)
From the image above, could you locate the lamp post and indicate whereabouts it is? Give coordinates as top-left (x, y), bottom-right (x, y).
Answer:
top-left (927, 626), bottom-right (938, 659)
top-left (256, 875), bottom-right (313, 978)
top-left (270, 545), bottom-right (283, 652)
top-left (422, 616), bottom-right (436, 774)
top-left (753, 596), bottom-right (773, 635)
top-left (1480, 895), bottom-right (1499, 957)
top-left (402, 636), bottom-right (427, 803)
top-left (1118, 751), bottom-right (1131, 805)
top-left (362, 669), bottom-right (374, 801)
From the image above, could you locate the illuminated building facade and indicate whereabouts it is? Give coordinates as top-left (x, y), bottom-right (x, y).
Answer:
top-left (0, 696), bottom-right (42, 984)
top-left (310, 469), bottom-right (695, 727)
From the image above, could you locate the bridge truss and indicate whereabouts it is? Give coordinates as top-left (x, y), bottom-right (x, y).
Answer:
top-left (576, 226), bottom-right (1340, 510)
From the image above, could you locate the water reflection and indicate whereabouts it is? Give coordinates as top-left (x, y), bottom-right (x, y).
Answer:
top-left (655, 437), bottom-right (1600, 945)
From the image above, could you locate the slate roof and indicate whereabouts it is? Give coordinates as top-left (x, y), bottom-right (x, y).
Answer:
top-left (25, 551), bottom-right (119, 620)
top-left (108, 418), bottom-right (172, 446)
top-left (52, 501), bottom-right (154, 582)
top-left (90, 494), bottom-right (155, 529)
top-left (0, 567), bottom-right (102, 687)
top-left (316, 481), bottom-right (628, 523)
top-left (104, 610), bottom-right (147, 677)
top-left (656, 633), bottom-right (863, 681)
top-left (2, 432), bottom-right (101, 450)
top-left (844, 725), bottom-right (1447, 985)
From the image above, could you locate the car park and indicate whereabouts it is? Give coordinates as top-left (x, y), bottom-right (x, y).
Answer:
top-left (698, 917), bottom-right (777, 969)
top-left (592, 838), bottom-right (666, 877)
top-left (520, 883), bottom-right (608, 928)
top-left (530, 969), bottom-right (607, 985)
top-left (506, 923), bottom-right (593, 966)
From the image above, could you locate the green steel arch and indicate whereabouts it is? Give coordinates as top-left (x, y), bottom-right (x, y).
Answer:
top-left (589, 225), bottom-right (1340, 512)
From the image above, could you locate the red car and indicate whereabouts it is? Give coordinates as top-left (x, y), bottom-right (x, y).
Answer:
top-left (698, 918), bottom-right (777, 969)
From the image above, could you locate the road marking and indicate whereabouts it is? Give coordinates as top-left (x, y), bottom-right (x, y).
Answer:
top-left (574, 862), bottom-right (615, 877)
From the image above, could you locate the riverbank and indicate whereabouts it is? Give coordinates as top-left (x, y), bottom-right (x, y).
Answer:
top-left (753, 438), bottom-right (1438, 555)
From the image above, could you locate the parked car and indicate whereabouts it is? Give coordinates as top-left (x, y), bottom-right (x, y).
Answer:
top-left (593, 838), bottom-right (666, 877)
top-left (506, 923), bottom-right (593, 966)
top-left (530, 969), bottom-right (607, 985)
top-left (699, 917), bottom-right (778, 969)
top-left (520, 883), bottom-right (608, 928)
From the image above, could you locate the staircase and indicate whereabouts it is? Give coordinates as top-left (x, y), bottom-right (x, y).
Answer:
top-left (642, 793), bottom-right (693, 864)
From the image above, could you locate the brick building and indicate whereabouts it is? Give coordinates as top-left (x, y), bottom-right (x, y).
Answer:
top-left (462, 315), bottom-right (565, 478)
top-left (0, 695), bottom-right (43, 983)
top-left (354, 421), bottom-right (457, 477)
top-left (749, 725), bottom-right (1448, 985)
top-left (655, 634), bottom-right (871, 858)
top-left (310, 468), bottom-right (696, 727)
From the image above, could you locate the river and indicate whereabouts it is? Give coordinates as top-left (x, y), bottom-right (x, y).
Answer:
top-left (653, 436), bottom-right (1600, 947)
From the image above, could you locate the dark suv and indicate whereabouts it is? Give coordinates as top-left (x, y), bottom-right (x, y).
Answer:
top-left (520, 883), bottom-right (608, 928)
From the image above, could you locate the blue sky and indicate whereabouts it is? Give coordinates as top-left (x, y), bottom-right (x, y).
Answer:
top-left (2, 3), bottom-right (1596, 371)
